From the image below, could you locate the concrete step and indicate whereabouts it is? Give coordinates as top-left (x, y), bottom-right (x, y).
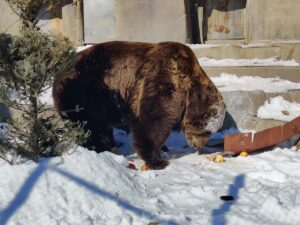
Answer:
top-left (190, 43), bottom-right (300, 82)
top-left (221, 89), bottom-right (300, 132)
top-left (191, 42), bottom-right (300, 63)
top-left (204, 66), bottom-right (300, 82)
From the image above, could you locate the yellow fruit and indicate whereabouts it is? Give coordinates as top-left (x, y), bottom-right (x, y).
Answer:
top-left (239, 151), bottom-right (249, 157)
top-left (214, 155), bottom-right (225, 163)
top-left (141, 165), bottom-right (150, 171)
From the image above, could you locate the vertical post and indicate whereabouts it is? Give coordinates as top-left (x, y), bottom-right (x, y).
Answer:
top-left (76, 0), bottom-right (83, 45)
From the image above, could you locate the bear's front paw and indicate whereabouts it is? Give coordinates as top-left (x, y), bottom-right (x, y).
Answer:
top-left (146, 159), bottom-right (169, 170)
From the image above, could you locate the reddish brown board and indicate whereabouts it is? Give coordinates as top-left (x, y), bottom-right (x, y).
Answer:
top-left (224, 115), bottom-right (300, 153)
top-left (224, 133), bottom-right (252, 152)
top-left (253, 126), bottom-right (283, 150)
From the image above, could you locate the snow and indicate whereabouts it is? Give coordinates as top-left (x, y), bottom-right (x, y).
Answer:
top-left (199, 57), bottom-right (299, 67)
top-left (1, 130), bottom-right (300, 225)
top-left (76, 45), bottom-right (93, 52)
top-left (211, 73), bottom-right (300, 93)
top-left (187, 44), bottom-right (224, 49)
top-left (3, 47), bottom-right (300, 224)
top-left (257, 96), bottom-right (300, 122)
top-left (39, 87), bottom-right (53, 106)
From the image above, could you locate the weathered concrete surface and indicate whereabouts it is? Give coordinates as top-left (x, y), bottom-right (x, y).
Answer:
top-left (192, 43), bottom-right (300, 63)
top-left (247, 0), bottom-right (300, 43)
top-left (83, 0), bottom-right (116, 44)
top-left (61, 0), bottom-right (77, 44)
top-left (221, 91), bottom-right (252, 129)
top-left (265, 92), bottom-right (293, 102)
top-left (254, 119), bottom-right (285, 132)
top-left (115, 0), bottom-right (191, 43)
top-left (205, 0), bottom-right (246, 41)
top-left (0, 0), bottom-right (21, 35)
top-left (221, 90), bottom-right (300, 131)
top-left (288, 90), bottom-right (300, 103)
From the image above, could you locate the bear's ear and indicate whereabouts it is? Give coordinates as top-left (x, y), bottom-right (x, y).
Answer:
top-left (184, 79), bottom-right (209, 126)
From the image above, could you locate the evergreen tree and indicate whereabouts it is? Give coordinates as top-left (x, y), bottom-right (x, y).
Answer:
top-left (0, 1), bottom-right (88, 163)
top-left (5, 0), bottom-right (60, 28)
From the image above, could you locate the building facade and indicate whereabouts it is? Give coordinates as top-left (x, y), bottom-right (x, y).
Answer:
top-left (1, 0), bottom-right (300, 45)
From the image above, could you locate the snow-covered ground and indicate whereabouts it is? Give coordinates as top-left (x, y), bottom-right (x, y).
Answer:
top-left (2, 50), bottom-right (300, 224)
top-left (1, 106), bottom-right (300, 225)
top-left (1, 129), bottom-right (300, 225)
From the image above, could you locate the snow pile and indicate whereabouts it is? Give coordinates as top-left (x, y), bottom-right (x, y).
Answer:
top-left (1, 141), bottom-right (300, 224)
top-left (199, 57), bottom-right (299, 67)
top-left (257, 96), bottom-right (300, 122)
top-left (211, 73), bottom-right (300, 92)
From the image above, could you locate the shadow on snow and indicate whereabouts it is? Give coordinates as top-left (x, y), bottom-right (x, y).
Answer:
top-left (0, 159), bottom-right (49, 225)
top-left (0, 159), bottom-right (179, 225)
top-left (211, 174), bottom-right (245, 225)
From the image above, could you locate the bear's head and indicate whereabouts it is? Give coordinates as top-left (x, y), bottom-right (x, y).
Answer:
top-left (182, 78), bottom-right (225, 149)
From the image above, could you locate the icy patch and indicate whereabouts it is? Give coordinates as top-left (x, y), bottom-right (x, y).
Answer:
top-left (257, 96), bottom-right (300, 122)
top-left (211, 73), bottom-right (300, 92)
top-left (199, 57), bottom-right (299, 67)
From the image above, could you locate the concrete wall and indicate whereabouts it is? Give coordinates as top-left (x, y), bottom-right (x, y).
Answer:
top-left (0, 0), bottom-right (77, 44)
top-left (246, 0), bottom-right (300, 43)
top-left (84, 0), bottom-right (116, 44)
top-left (0, 0), bottom-right (21, 35)
top-left (61, 0), bottom-right (77, 44)
top-left (1, 0), bottom-right (300, 44)
top-left (115, 0), bottom-right (191, 43)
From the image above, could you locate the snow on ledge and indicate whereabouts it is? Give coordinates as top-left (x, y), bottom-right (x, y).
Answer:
top-left (76, 45), bottom-right (93, 52)
top-left (199, 57), bottom-right (300, 67)
top-left (257, 96), bottom-right (300, 122)
top-left (211, 73), bottom-right (300, 93)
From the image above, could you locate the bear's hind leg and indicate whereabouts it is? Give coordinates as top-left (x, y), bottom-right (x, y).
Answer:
top-left (132, 121), bottom-right (172, 170)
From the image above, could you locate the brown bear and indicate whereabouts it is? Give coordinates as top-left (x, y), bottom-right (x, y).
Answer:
top-left (52, 41), bottom-right (225, 169)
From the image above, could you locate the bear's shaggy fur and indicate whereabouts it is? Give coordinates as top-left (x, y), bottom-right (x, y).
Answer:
top-left (53, 41), bottom-right (225, 169)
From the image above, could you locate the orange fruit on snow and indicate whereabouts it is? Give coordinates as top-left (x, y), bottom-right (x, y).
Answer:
top-left (141, 165), bottom-right (150, 171)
